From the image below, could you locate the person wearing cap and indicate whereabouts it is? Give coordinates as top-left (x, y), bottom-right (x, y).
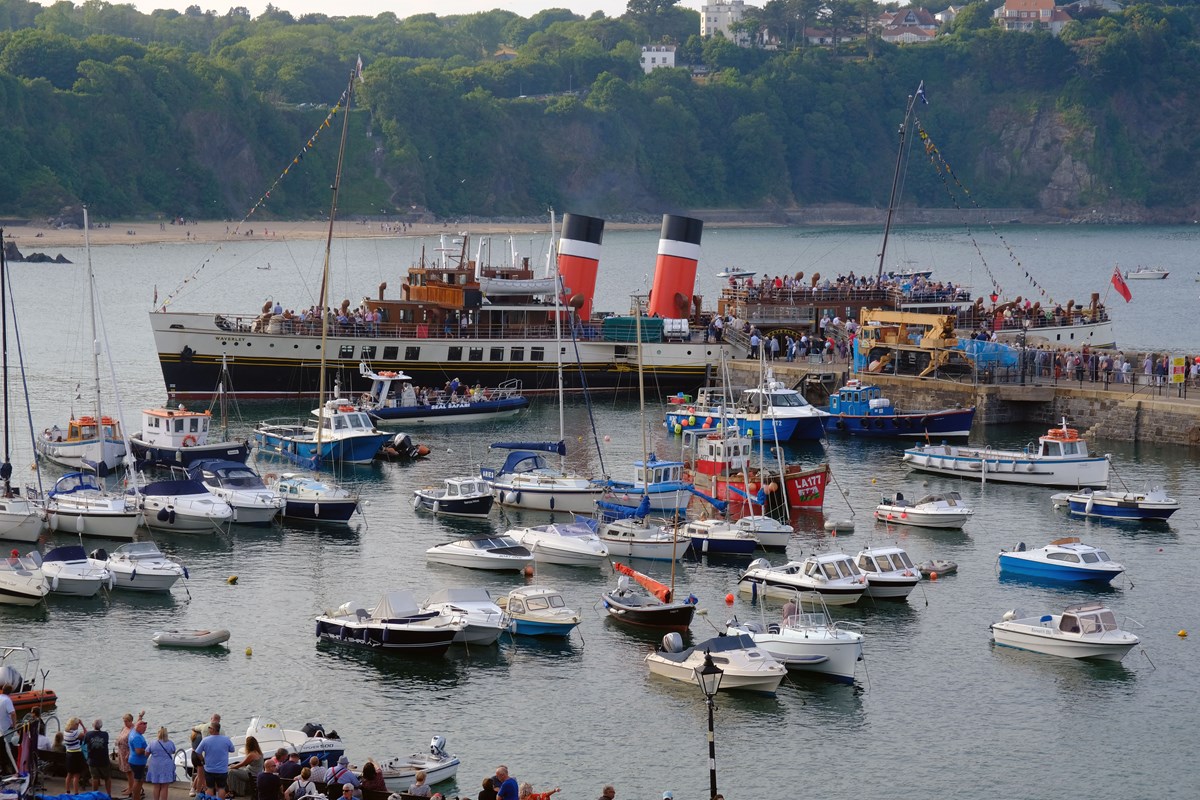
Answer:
top-left (327, 755), bottom-right (360, 789)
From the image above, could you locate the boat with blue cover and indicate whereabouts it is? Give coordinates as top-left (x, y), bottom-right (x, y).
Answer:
top-left (998, 537), bottom-right (1125, 584)
top-left (482, 441), bottom-right (604, 514)
top-left (823, 380), bottom-right (974, 438)
top-left (1050, 487), bottom-right (1179, 521)
top-left (602, 455), bottom-right (691, 514)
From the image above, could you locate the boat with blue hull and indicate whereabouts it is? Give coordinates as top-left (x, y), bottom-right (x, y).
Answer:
top-left (823, 380), bottom-right (974, 438)
top-left (998, 538), bottom-right (1125, 585)
top-left (1050, 487), bottom-right (1179, 521)
top-left (603, 456), bottom-right (691, 514)
top-left (256, 400), bottom-right (391, 467)
top-left (665, 375), bottom-right (826, 441)
top-left (357, 362), bottom-right (529, 425)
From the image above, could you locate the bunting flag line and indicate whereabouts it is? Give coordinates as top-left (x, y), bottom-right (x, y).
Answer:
top-left (157, 72), bottom-right (359, 312)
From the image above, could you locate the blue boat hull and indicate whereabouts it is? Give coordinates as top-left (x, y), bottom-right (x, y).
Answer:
top-left (664, 411), bottom-right (825, 441)
top-left (255, 431), bottom-right (390, 465)
top-left (824, 408), bottom-right (975, 438)
top-left (282, 499), bottom-right (358, 522)
top-left (688, 537), bottom-right (757, 555)
top-left (1065, 499), bottom-right (1176, 521)
top-left (130, 438), bottom-right (251, 469)
top-left (509, 620), bottom-right (578, 637)
top-left (997, 555), bottom-right (1122, 584)
top-left (370, 396), bottom-right (529, 422)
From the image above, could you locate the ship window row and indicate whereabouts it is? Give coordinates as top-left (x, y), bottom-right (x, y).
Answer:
top-left (444, 346), bottom-right (545, 362)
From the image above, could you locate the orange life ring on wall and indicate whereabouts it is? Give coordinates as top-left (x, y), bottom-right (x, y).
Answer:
top-left (182, 435), bottom-right (198, 447)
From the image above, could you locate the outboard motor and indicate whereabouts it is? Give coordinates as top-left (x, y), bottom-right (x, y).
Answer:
top-left (90, 548), bottom-right (108, 561)
top-left (430, 736), bottom-right (447, 760)
top-left (660, 632), bottom-right (683, 653)
top-left (0, 665), bottom-right (22, 693)
top-left (747, 557), bottom-right (771, 572)
top-left (301, 723), bottom-right (325, 739)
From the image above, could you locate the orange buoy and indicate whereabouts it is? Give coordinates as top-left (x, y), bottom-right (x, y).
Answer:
top-left (724, 593), bottom-right (735, 605)
top-left (929, 572), bottom-right (939, 580)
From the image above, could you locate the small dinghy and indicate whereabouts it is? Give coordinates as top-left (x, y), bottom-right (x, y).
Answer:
top-left (374, 735), bottom-right (460, 792)
top-left (918, 559), bottom-right (957, 577)
top-left (152, 629), bottom-right (231, 648)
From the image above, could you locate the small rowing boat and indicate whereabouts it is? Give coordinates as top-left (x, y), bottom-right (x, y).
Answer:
top-left (152, 629), bottom-right (231, 648)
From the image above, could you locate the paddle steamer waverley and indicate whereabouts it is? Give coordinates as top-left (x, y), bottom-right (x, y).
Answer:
top-left (151, 214), bottom-right (725, 400)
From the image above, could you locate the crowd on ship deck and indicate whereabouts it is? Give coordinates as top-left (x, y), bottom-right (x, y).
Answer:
top-left (723, 270), bottom-right (970, 305)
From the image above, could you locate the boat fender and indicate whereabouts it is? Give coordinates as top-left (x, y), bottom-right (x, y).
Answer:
top-left (168, 510), bottom-right (176, 525)
top-left (106, 575), bottom-right (114, 591)
top-left (313, 503), bottom-right (320, 517)
top-left (1085, 495), bottom-right (1095, 515)
top-left (75, 513), bottom-right (85, 534)
top-left (182, 566), bottom-right (189, 580)
top-left (177, 451), bottom-right (184, 463)
top-left (835, 419), bottom-right (845, 430)
top-left (412, 495), bottom-right (421, 509)
top-left (505, 491), bottom-right (519, 505)
top-left (548, 496), bottom-right (555, 511)
top-left (50, 575), bottom-right (59, 592)
top-left (432, 500), bottom-right (440, 514)
top-left (157, 507), bottom-right (170, 522)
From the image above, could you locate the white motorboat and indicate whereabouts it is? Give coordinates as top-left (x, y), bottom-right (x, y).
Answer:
top-left (0, 492), bottom-right (41, 544)
top-left (45, 473), bottom-right (140, 540)
top-left (0, 554), bottom-right (48, 606)
top-left (270, 473), bottom-right (359, 522)
top-left (725, 610), bottom-right (864, 684)
top-left (187, 459), bottom-right (284, 524)
top-left (374, 736), bottom-right (460, 792)
top-left (99, 542), bottom-right (188, 592)
top-left (645, 633), bottom-right (786, 695)
top-left (498, 586), bottom-right (580, 637)
top-left (738, 554), bottom-right (868, 606)
top-left (137, 478), bottom-right (233, 533)
top-left (902, 420), bottom-right (1109, 488)
top-left (690, 515), bottom-right (793, 549)
top-left (598, 517), bottom-right (685, 562)
top-left (1124, 265), bottom-right (1168, 280)
top-left (855, 545), bottom-right (922, 600)
top-left (423, 587), bottom-right (505, 645)
top-left (874, 491), bottom-right (973, 529)
top-left (33, 545), bottom-right (113, 597)
top-left (990, 602), bottom-right (1141, 661)
top-left (425, 535), bottom-right (533, 571)
top-left (1050, 487), bottom-right (1179, 522)
top-left (175, 717), bottom-right (346, 774)
top-left (152, 629), bottom-right (231, 648)
top-left (413, 476), bottom-right (494, 518)
top-left (315, 590), bottom-right (464, 655)
top-left (680, 518), bottom-right (759, 555)
top-left (510, 519), bottom-right (609, 566)
top-left (997, 537), bottom-right (1125, 585)
top-left (716, 266), bottom-right (757, 279)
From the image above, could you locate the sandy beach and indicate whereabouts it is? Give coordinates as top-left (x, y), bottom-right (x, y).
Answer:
top-left (1, 218), bottom-right (663, 251)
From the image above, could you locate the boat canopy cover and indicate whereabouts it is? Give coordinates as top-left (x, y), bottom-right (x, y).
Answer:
top-left (657, 633), bottom-right (756, 663)
top-left (490, 441), bottom-right (566, 456)
top-left (371, 590), bottom-right (422, 621)
top-left (137, 479), bottom-right (210, 497)
top-left (425, 587), bottom-right (493, 606)
top-left (187, 460), bottom-right (265, 487)
top-left (50, 473), bottom-right (103, 496)
top-left (41, 545), bottom-right (88, 563)
top-left (495, 451), bottom-right (553, 475)
top-left (595, 495), bottom-right (652, 519)
top-left (112, 542), bottom-right (165, 558)
top-left (690, 485), bottom-right (732, 513)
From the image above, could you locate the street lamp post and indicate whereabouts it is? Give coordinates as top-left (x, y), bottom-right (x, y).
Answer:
top-left (695, 650), bottom-right (724, 800)
top-left (1020, 317), bottom-right (1031, 386)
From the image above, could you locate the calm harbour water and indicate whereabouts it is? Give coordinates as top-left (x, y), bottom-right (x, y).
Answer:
top-left (3, 225), bottom-right (1199, 799)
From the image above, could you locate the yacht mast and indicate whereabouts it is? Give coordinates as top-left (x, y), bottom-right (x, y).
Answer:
top-left (876, 81), bottom-right (925, 281)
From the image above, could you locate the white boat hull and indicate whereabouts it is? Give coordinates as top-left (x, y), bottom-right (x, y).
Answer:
top-left (492, 482), bottom-right (604, 514)
top-left (645, 654), bottom-right (785, 694)
top-left (903, 445), bottom-right (1109, 488)
top-left (153, 629), bottom-right (231, 647)
top-left (600, 539), bottom-right (684, 561)
top-left (111, 569), bottom-right (181, 593)
top-left (729, 625), bottom-right (863, 683)
top-left (0, 511), bottom-right (44, 543)
top-left (994, 319), bottom-right (1116, 349)
top-left (379, 756), bottom-right (460, 791)
top-left (43, 573), bottom-right (105, 598)
top-left (873, 508), bottom-right (970, 529)
top-left (47, 506), bottom-right (140, 540)
top-left (425, 551), bottom-right (532, 572)
top-left (863, 575), bottom-right (920, 600)
top-left (523, 540), bottom-right (608, 566)
top-left (991, 622), bottom-right (1138, 661)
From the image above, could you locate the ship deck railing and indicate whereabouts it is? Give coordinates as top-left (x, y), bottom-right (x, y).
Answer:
top-left (214, 315), bottom-right (645, 344)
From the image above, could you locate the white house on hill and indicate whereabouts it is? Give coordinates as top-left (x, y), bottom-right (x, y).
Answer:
top-left (701, 0), bottom-right (752, 46)
top-left (640, 44), bottom-right (677, 73)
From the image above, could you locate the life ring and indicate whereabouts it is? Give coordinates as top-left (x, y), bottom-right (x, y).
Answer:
top-left (182, 435), bottom-right (198, 447)
top-left (337, 405), bottom-right (355, 412)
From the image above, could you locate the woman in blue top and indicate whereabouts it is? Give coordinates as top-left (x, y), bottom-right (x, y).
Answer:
top-left (128, 719), bottom-right (150, 800)
top-left (146, 727), bottom-right (177, 800)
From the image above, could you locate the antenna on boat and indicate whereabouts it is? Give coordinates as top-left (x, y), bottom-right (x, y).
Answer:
top-left (549, 209), bottom-right (567, 472)
top-left (877, 81), bottom-right (925, 282)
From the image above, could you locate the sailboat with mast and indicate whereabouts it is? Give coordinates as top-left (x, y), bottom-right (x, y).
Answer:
top-left (252, 64), bottom-right (390, 469)
top-left (37, 212), bottom-right (126, 476)
top-left (42, 210), bottom-right (141, 540)
top-left (484, 212), bottom-right (606, 514)
top-left (0, 228), bottom-right (45, 543)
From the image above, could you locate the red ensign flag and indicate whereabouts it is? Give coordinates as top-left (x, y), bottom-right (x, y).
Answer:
top-left (1111, 266), bottom-right (1132, 302)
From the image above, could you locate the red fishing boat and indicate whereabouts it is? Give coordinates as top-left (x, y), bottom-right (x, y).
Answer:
top-left (683, 428), bottom-right (829, 511)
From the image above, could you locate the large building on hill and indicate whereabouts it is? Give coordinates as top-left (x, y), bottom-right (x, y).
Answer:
top-left (701, 0), bottom-right (752, 46)
top-left (994, 0), bottom-right (1074, 34)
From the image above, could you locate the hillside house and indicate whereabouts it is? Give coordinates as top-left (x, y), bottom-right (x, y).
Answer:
top-left (994, 0), bottom-right (1074, 34)
top-left (640, 45), bottom-right (677, 73)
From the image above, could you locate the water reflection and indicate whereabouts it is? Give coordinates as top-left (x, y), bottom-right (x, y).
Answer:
top-left (315, 640), bottom-right (467, 689)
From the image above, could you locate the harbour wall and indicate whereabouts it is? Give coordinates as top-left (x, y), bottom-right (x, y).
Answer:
top-left (721, 361), bottom-right (1200, 447)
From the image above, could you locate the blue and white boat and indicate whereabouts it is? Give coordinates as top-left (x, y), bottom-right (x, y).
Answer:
top-left (602, 456), bottom-right (691, 514)
top-left (665, 374), bottom-right (827, 441)
top-left (499, 586), bottom-right (580, 637)
top-left (902, 420), bottom-right (1109, 488)
top-left (482, 441), bottom-right (604, 514)
top-left (358, 362), bottom-right (529, 425)
top-left (1050, 487), bottom-right (1179, 522)
top-left (823, 380), bottom-right (975, 438)
top-left (680, 518), bottom-right (759, 555)
top-left (255, 399), bottom-right (391, 467)
top-left (998, 537), bottom-right (1125, 585)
